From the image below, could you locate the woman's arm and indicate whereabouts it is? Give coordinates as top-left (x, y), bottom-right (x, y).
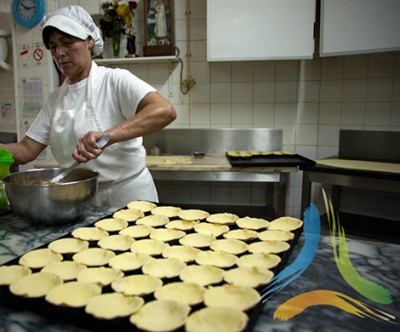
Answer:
top-left (0, 136), bottom-right (47, 165)
top-left (73, 91), bottom-right (176, 162)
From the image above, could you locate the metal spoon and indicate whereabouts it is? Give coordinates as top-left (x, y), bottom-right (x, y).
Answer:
top-left (48, 133), bottom-right (112, 184)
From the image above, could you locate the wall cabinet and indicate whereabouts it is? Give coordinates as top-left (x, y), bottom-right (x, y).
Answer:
top-left (206, 0), bottom-right (316, 61)
top-left (207, 0), bottom-right (400, 61)
top-left (320, 0), bottom-right (400, 56)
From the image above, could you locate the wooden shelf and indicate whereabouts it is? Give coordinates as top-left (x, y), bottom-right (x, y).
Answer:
top-left (94, 55), bottom-right (179, 65)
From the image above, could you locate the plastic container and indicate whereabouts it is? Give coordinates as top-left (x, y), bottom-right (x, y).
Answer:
top-left (0, 147), bottom-right (14, 212)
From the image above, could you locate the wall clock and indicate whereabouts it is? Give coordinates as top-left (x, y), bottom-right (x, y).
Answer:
top-left (12, 0), bottom-right (46, 28)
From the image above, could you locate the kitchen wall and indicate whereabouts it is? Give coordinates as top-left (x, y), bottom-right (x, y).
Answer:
top-left (1, 0), bottom-right (400, 219)
top-left (0, 1), bottom-right (16, 133)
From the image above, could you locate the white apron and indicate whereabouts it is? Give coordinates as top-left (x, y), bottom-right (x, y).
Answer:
top-left (49, 69), bottom-right (158, 209)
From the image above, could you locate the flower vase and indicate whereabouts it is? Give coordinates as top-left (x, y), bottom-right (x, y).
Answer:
top-left (112, 32), bottom-right (121, 57)
top-left (126, 35), bottom-right (137, 58)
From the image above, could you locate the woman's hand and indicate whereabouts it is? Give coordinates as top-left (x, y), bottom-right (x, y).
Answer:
top-left (72, 131), bottom-right (112, 163)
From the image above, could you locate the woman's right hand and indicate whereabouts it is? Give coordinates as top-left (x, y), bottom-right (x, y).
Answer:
top-left (72, 131), bottom-right (112, 163)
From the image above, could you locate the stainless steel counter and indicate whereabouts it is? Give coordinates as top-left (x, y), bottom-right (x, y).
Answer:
top-left (146, 154), bottom-right (297, 217)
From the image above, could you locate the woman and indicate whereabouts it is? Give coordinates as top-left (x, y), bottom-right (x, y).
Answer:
top-left (0, 6), bottom-right (176, 208)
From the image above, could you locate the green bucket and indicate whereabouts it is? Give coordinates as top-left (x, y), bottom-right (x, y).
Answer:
top-left (0, 147), bottom-right (14, 212)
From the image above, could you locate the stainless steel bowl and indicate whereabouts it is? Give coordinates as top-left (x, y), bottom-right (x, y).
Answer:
top-left (1, 168), bottom-right (99, 225)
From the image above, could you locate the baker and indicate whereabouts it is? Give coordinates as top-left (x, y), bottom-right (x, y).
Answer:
top-left (0, 5), bottom-right (176, 208)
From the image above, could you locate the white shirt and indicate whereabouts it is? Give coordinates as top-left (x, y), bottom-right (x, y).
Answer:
top-left (26, 62), bottom-right (156, 152)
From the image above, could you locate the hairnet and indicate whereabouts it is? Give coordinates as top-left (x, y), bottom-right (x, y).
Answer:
top-left (41, 6), bottom-right (103, 57)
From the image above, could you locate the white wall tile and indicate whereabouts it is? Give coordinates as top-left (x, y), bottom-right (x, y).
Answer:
top-left (210, 62), bottom-right (232, 82)
top-left (275, 103), bottom-right (297, 125)
top-left (298, 80), bottom-right (320, 103)
top-left (341, 102), bottom-right (366, 125)
top-left (367, 78), bottom-right (393, 102)
top-left (343, 56), bottom-right (368, 79)
top-left (392, 77), bottom-right (400, 102)
top-left (232, 82), bottom-right (252, 103)
top-left (190, 61), bottom-right (210, 83)
top-left (298, 59), bottom-right (320, 81)
top-left (318, 124), bottom-right (340, 146)
top-left (320, 80), bottom-right (343, 102)
top-left (319, 102), bottom-right (342, 124)
top-left (276, 61), bottom-right (298, 81)
top-left (296, 124), bottom-right (318, 145)
top-left (391, 103), bottom-right (400, 126)
top-left (296, 102), bottom-right (318, 124)
top-left (365, 102), bottom-right (392, 127)
top-left (232, 104), bottom-right (252, 126)
top-left (253, 82), bottom-right (275, 103)
top-left (210, 103), bottom-right (231, 126)
top-left (275, 81), bottom-right (298, 102)
top-left (190, 103), bottom-right (210, 125)
top-left (232, 62), bottom-right (253, 82)
top-left (321, 57), bottom-right (343, 80)
top-left (368, 53), bottom-right (396, 78)
top-left (210, 82), bottom-right (231, 103)
top-left (253, 103), bottom-right (274, 127)
top-left (253, 62), bottom-right (275, 82)
top-left (190, 82), bottom-right (210, 103)
top-left (342, 80), bottom-right (367, 102)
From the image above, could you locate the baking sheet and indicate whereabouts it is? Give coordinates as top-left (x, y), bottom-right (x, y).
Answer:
top-left (227, 153), bottom-right (315, 168)
top-left (0, 205), bottom-right (302, 332)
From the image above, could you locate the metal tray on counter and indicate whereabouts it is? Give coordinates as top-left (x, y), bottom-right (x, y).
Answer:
top-left (227, 152), bottom-right (315, 168)
top-left (0, 204), bottom-right (303, 332)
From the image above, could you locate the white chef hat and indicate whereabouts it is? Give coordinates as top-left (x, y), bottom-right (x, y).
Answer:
top-left (41, 6), bottom-right (103, 57)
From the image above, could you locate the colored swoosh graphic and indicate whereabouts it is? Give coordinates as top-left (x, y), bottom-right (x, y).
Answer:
top-left (322, 190), bottom-right (393, 305)
top-left (274, 290), bottom-right (397, 324)
top-left (261, 204), bottom-right (320, 301)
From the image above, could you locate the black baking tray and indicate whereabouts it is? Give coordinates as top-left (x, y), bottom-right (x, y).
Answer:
top-left (227, 153), bottom-right (315, 168)
top-left (0, 207), bottom-right (302, 332)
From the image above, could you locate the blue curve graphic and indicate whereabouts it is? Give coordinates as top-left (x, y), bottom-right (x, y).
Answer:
top-left (261, 203), bottom-right (321, 301)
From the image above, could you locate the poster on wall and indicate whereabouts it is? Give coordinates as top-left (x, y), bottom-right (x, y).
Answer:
top-left (143, 0), bottom-right (175, 56)
top-left (21, 76), bottom-right (43, 118)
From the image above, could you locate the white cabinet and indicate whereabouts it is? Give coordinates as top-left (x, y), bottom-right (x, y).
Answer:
top-left (320, 0), bottom-right (400, 56)
top-left (207, 0), bottom-right (316, 61)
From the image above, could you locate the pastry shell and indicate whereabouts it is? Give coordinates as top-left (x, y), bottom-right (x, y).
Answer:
top-left (112, 275), bottom-right (163, 296)
top-left (130, 300), bottom-right (190, 332)
top-left (48, 238), bottom-right (89, 254)
top-left (204, 284), bottom-right (260, 311)
top-left (154, 281), bottom-right (206, 305)
top-left (0, 265), bottom-right (31, 286)
top-left (185, 306), bottom-right (248, 332)
top-left (72, 248), bottom-right (116, 266)
top-left (235, 216), bottom-right (270, 230)
top-left (72, 227), bottom-right (109, 241)
top-left (85, 293), bottom-right (144, 319)
top-left (19, 248), bottom-right (63, 269)
top-left (41, 261), bottom-right (86, 281)
top-left (10, 271), bottom-right (62, 298)
top-left (45, 281), bottom-right (101, 307)
top-left (142, 258), bottom-right (186, 279)
top-left (77, 267), bottom-right (124, 287)
top-left (223, 267), bottom-right (274, 288)
top-left (179, 265), bottom-right (224, 286)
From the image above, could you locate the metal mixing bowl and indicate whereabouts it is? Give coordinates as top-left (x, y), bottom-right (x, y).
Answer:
top-left (1, 168), bottom-right (99, 225)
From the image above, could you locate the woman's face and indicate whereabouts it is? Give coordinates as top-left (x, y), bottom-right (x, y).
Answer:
top-left (47, 30), bottom-right (93, 84)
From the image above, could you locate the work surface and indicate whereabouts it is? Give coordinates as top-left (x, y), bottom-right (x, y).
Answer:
top-left (146, 155), bottom-right (298, 173)
top-left (0, 207), bottom-right (399, 331)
